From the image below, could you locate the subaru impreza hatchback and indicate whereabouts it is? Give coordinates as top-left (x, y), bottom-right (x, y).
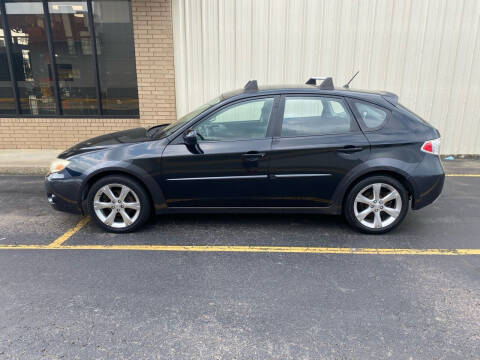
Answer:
top-left (45, 77), bottom-right (444, 234)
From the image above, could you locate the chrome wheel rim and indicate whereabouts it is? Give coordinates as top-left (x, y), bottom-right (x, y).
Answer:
top-left (354, 183), bottom-right (402, 229)
top-left (93, 184), bottom-right (140, 228)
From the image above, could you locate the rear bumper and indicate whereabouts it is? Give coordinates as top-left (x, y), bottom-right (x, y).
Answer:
top-left (45, 173), bottom-right (83, 215)
top-left (409, 155), bottom-right (445, 210)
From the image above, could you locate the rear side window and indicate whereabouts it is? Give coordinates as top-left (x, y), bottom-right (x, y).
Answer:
top-left (353, 101), bottom-right (388, 129)
top-left (281, 97), bottom-right (352, 137)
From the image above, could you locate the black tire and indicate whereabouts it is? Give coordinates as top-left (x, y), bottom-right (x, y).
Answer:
top-left (344, 175), bottom-right (409, 234)
top-left (87, 175), bottom-right (151, 233)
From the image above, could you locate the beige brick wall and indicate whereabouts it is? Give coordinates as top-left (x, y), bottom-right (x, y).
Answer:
top-left (0, 118), bottom-right (141, 149)
top-left (133, 0), bottom-right (176, 128)
top-left (0, 0), bottom-right (176, 150)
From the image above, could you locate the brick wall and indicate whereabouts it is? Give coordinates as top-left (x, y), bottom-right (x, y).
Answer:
top-left (133, 0), bottom-right (176, 127)
top-left (0, 0), bottom-right (176, 150)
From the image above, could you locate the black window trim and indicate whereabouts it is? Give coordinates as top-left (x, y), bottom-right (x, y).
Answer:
top-left (274, 94), bottom-right (361, 139)
top-left (0, 0), bottom-right (139, 118)
top-left (346, 97), bottom-right (391, 132)
top-left (0, 114), bottom-right (140, 119)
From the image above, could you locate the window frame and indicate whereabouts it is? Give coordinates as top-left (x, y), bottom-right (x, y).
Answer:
top-left (275, 94), bottom-right (360, 139)
top-left (0, 0), bottom-right (139, 118)
top-left (346, 98), bottom-right (391, 132)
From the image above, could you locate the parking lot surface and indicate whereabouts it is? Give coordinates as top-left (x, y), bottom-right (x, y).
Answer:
top-left (0, 161), bottom-right (479, 359)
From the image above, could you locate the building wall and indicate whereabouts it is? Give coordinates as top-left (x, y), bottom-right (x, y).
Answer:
top-left (0, 0), bottom-right (176, 149)
top-left (173, 0), bottom-right (480, 155)
top-left (133, 0), bottom-right (176, 128)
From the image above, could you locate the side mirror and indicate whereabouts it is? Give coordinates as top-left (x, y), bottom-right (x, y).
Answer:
top-left (183, 129), bottom-right (198, 145)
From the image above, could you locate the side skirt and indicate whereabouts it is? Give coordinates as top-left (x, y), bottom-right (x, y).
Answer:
top-left (156, 206), bottom-right (341, 215)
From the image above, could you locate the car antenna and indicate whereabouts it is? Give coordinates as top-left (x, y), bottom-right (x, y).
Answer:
top-left (343, 71), bottom-right (359, 89)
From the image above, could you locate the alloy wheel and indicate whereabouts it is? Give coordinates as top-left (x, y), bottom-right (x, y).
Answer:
top-left (93, 184), bottom-right (141, 228)
top-left (353, 182), bottom-right (402, 229)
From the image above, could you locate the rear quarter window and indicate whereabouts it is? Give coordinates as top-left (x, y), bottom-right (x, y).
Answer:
top-left (353, 101), bottom-right (388, 130)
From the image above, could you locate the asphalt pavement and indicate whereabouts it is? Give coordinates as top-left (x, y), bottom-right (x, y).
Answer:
top-left (0, 161), bottom-right (479, 359)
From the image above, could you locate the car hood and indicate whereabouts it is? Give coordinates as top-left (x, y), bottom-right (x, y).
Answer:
top-left (59, 127), bottom-right (151, 159)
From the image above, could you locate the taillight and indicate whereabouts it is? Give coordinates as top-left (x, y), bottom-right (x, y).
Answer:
top-left (421, 138), bottom-right (441, 155)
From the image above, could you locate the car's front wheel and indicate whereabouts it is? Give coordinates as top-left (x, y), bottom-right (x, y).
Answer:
top-left (344, 176), bottom-right (409, 234)
top-left (87, 175), bottom-right (151, 233)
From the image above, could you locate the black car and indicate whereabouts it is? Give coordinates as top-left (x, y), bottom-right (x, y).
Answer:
top-left (45, 77), bottom-right (444, 234)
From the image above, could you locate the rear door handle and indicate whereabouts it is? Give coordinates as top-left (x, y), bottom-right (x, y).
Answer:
top-left (337, 146), bottom-right (363, 153)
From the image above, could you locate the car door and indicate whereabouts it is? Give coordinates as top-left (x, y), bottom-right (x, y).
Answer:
top-left (161, 96), bottom-right (279, 207)
top-left (268, 95), bottom-right (370, 207)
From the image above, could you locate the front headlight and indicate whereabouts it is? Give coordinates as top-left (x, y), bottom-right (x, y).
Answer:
top-left (49, 159), bottom-right (70, 174)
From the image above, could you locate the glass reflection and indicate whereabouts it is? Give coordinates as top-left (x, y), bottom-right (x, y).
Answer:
top-left (0, 12), bottom-right (16, 113)
top-left (49, 1), bottom-right (98, 114)
top-left (93, 0), bottom-right (138, 115)
top-left (6, 1), bottom-right (57, 115)
top-left (48, 2), bottom-right (98, 115)
top-left (0, 0), bottom-right (139, 116)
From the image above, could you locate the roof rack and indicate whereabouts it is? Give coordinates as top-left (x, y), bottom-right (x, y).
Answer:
top-left (244, 80), bottom-right (258, 92)
top-left (305, 77), bottom-right (334, 90)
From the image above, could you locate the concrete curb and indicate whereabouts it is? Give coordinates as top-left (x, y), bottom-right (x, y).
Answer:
top-left (0, 150), bottom-right (60, 175)
top-left (443, 154), bottom-right (480, 160)
top-left (0, 167), bottom-right (49, 175)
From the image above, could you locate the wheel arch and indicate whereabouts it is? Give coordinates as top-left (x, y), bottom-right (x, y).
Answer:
top-left (340, 170), bottom-right (414, 213)
top-left (79, 167), bottom-right (166, 215)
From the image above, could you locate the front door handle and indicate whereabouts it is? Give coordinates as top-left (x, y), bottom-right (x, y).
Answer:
top-left (337, 146), bottom-right (363, 153)
top-left (242, 152), bottom-right (266, 160)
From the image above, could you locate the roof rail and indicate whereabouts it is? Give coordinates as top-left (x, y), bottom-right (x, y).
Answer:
top-left (305, 77), bottom-right (335, 90)
top-left (244, 80), bottom-right (258, 92)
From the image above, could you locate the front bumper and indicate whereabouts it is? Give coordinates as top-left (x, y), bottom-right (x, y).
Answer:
top-left (45, 172), bottom-right (83, 215)
top-left (409, 155), bottom-right (445, 210)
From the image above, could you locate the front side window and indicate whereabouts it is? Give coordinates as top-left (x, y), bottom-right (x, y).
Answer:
top-left (281, 96), bottom-right (352, 137)
top-left (194, 97), bottom-right (274, 141)
top-left (0, 0), bottom-right (138, 116)
top-left (354, 101), bottom-right (387, 129)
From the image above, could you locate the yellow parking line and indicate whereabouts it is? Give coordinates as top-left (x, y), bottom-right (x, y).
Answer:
top-left (0, 245), bottom-right (47, 250)
top-left (446, 174), bottom-right (480, 177)
top-left (47, 217), bottom-right (90, 248)
top-left (0, 244), bottom-right (478, 255)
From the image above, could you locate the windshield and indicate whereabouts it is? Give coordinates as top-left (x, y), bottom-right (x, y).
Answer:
top-left (149, 96), bottom-right (222, 138)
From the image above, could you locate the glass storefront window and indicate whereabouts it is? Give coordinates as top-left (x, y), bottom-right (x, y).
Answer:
top-left (0, 0), bottom-right (138, 117)
top-left (6, 0), bottom-right (57, 115)
top-left (0, 10), bottom-right (16, 113)
top-left (49, 1), bottom-right (98, 115)
top-left (93, 0), bottom-right (138, 115)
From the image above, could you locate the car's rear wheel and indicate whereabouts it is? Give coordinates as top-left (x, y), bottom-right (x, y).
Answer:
top-left (87, 175), bottom-right (151, 233)
top-left (344, 176), bottom-right (408, 234)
